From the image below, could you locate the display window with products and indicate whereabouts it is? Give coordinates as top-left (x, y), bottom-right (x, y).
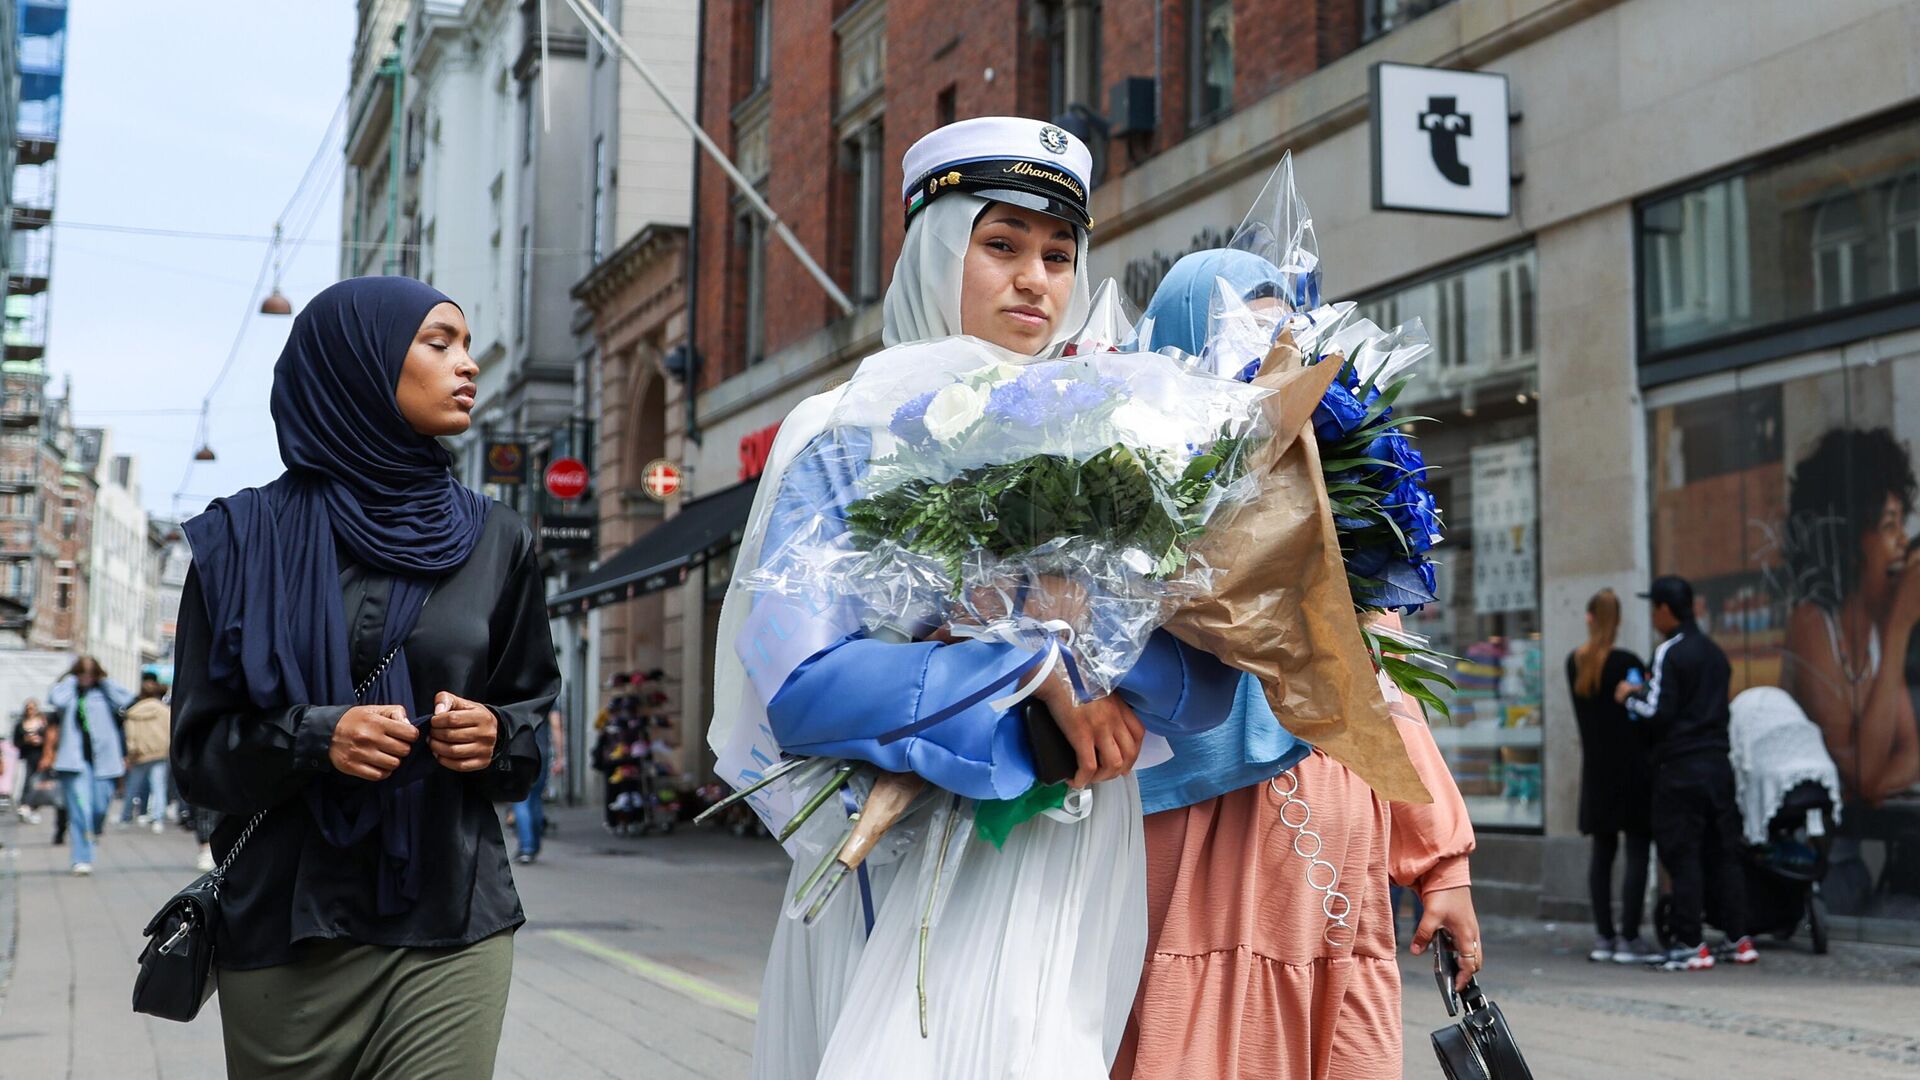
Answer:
top-left (1647, 334), bottom-right (1920, 944)
top-left (1359, 243), bottom-right (1545, 829)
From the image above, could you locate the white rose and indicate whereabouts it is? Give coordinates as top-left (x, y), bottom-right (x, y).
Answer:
top-left (924, 383), bottom-right (986, 442)
top-left (1110, 400), bottom-right (1190, 453)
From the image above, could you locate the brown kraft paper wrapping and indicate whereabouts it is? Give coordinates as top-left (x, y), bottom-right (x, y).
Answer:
top-left (1162, 337), bottom-right (1432, 805)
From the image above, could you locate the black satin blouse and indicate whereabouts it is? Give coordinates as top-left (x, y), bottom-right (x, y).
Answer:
top-left (171, 503), bottom-right (561, 970)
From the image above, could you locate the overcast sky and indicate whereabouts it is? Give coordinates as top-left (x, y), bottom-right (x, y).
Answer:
top-left (48, 1), bottom-right (353, 520)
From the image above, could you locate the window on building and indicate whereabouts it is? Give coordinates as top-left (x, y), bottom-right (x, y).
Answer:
top-left (1044, 1), bottom-right (1102, 119)
top-left (751, 0), bottom-right (773, 91)
top-left (54, 562), bottom-right (71, 611)
top-left (1637, 110), bottom-right (1920, 363)
top-left (737, 209), bottom-right (769, 366)
top-left (1812, 193), bottom-right (1867, 312)
top-left (1362, 0), bottom-right (1457, 44)
top-left (841, 121), bottom-right (885, 304)
top-left (520, 88), bottom-right (534, 164)
top-left (517, 225), bottom-right (533, 343)
top-left (4, 559), bottom-right (25, 599)
top-left (1892, 173), bottom-right (1920, 292)
top-left (1189, 0), bottom-right (1233, 126)
top-left (590, 136), bottom-right (607, 263)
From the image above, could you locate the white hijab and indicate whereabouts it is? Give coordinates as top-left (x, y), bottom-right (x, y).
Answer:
top-left (708, 194), bottom-right (1095, 807)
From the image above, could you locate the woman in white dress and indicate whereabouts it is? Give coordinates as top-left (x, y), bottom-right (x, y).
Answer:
top-left (707, 117), bottom-right (1238, 1080)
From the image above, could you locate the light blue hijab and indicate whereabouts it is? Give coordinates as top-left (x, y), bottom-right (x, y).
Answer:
top-left (1135, 249), bottom-right (1311, 815)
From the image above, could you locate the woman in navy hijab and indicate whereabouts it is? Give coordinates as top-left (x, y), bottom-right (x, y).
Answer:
top-left (172, 276), bottom-right (560, 1078)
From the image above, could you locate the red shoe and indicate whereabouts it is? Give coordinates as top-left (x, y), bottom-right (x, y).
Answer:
top-left (1660, 943), bottom-right (1714, 971)
top-left (1719, 936), bottom-right (1759, 965)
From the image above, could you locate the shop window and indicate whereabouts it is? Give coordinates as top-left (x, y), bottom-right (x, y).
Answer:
top-left (1637, 110), bottom-right (1920, 363)
top-left (1647, 344), bottom-right (1920, 941)
top-left (1355, 244), bottom-right (1544, 830)
top-left (1189, 0), bottom-right (1232, 127)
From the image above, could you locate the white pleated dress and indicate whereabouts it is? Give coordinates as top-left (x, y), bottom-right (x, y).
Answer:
top-left (751, 776), bottom-right (1148, 1080)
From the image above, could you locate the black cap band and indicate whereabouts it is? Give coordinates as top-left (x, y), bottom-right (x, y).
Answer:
top-left (905, 157), bottom-right (1093, 230)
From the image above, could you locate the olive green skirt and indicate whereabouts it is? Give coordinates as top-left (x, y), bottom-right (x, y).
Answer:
top-left (216, 931), bottom-right (513, 1080)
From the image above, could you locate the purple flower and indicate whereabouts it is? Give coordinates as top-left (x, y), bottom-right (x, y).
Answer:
top-left (1061, 379), bottom-right (1105, 412)
top-left (986, 379), bottom-right (1048, 427)
top-left (890, 390), bottom-right (937, 446)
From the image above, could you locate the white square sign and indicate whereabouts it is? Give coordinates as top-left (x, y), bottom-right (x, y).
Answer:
top-left (1371, 62), bottom-right (1511, 218)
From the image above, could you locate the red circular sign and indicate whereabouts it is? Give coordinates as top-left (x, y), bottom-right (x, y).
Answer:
top-left (544, 457), bottom-right (589, 500)
top-left (642, 458), bottom-right (683, 501)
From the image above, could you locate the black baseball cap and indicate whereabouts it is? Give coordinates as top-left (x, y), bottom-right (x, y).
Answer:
top-left (1638, 575), bottom-right (1695, 614)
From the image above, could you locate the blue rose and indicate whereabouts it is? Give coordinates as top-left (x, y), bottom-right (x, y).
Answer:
top-left (890, 390), bottom-right (937, 446)
top-left (1363, 431), bottom-right (1425, 480)
top-left (1313, 378), bottom-right (1373, 442)
top-left (986, 379), bottom-right (1046, 427)
top-left (1385, 477), bottom-right (1443, 553)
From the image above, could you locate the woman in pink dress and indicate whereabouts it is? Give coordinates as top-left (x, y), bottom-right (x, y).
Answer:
top-left (1114, 249), bottom-right (1482, 1080)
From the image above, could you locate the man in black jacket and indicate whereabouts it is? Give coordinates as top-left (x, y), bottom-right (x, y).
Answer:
top-left (1616, 576), bottom-right (1757, 970)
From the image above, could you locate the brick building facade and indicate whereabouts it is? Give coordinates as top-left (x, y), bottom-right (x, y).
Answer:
top-left (689, 0), bottom-right (1387, 385)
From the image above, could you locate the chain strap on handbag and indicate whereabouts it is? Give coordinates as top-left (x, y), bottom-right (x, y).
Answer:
top-left (132, 631), bottom-right (413, 1022)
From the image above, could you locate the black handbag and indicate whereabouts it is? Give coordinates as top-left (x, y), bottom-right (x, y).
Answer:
top-left (1429, 929), bottom-right (1534, 1079)
top-left (130, 812), bottom-right (265, 1021)
top-left (133, 636), bottom-right (409, 1022)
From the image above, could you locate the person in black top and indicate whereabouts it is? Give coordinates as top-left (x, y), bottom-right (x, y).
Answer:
top-left (1566, 588), bottom-right (1657, 964)
top-left (171, 277), bottom-right (560, 1077)
top-left (1617, 575), bottom-right (1754, 970)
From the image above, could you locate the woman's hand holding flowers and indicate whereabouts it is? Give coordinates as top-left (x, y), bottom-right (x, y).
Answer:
top-left (1031, 673), bottom-right (1144, 789)
top-left (429, 692), bottom-right (499, 772)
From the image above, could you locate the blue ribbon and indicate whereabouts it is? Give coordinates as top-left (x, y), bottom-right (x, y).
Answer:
top-left (838, 786), bottom-right (876, 937)
top-left (873, 645), bottom-right (1052, 746)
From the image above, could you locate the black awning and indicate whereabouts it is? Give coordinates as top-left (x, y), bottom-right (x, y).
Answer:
top-left (546, 478), bottom-right (758, 616)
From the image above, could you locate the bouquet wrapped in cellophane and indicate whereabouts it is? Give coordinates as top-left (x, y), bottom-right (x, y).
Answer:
top-left (742, 326), bottom-right (1275, 701)
top-left (1151, 155), bottom-right (1452, 803)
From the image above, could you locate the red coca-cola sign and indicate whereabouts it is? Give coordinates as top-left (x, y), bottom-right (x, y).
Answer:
top-left (544, 457), bottom-right (589, 500)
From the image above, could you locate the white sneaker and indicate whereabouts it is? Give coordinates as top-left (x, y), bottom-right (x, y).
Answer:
top-left (71, 862), bottom-right (93, 877)
top-left (196, 848), bottom-right (216, 873)
top-left (1589, 935), bottom-right (1619, 962)
top-left (15, 807), bottom-right (31, 824)
top-left (152, 820), bottom-right (166, 834)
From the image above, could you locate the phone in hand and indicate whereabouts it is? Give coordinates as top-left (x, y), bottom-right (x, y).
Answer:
top-left (1432, 928), bottom-right (1465, 1016)
top-left (1625, 668), bottom-right (1644, 689)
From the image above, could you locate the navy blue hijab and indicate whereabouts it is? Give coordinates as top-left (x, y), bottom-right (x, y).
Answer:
top-left (184, 276), bottom-right (490, 914)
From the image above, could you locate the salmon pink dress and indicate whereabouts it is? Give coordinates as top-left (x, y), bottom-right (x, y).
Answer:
top-left (1113, 706), bottom-right (1474, 1080)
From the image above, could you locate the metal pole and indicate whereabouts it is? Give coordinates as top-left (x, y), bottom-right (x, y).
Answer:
top-left (558, 0), bottom-right (855, 315)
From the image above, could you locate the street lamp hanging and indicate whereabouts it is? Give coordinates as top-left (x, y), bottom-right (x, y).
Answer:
top-left (259, 222), bottom-right (294, 316)
top-left (192, 403), bottom-right (217, 462)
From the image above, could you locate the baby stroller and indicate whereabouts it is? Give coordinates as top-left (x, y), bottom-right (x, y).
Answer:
top-left (1654, 687), bottom-right (1842, 954)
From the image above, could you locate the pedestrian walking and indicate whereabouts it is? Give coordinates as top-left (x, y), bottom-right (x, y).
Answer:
top-left (719, 118), bottom-right (1238, 1080)
top-left (1568, 588), bottom-right (1661, 964)
top-left (119, 672), bottom-right (171, 832)
top-left (511, 710), bottom-right (556, 863)
top-left (1115, 249), bottom-right (1481, 1080)
top-left (170, 277), bottom-right (560, 1078)
top-left (1618, 575), bottom-right (1758, 970)
top-left (12, 699), bottom-right (49, 823)
top-left (43, 657), bottom-right (132, 876)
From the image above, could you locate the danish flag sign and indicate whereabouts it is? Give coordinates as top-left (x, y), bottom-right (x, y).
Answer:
top-left (641, 459), bottom-right (683, 502)
top-left (543, 457), bottom-right (589, 500)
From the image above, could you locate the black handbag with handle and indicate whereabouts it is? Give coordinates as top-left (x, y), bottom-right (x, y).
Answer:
top-left (1429, 929), bottom-right (1534, 1080)
top-left (133, 634), bottom-right (411, 1022)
